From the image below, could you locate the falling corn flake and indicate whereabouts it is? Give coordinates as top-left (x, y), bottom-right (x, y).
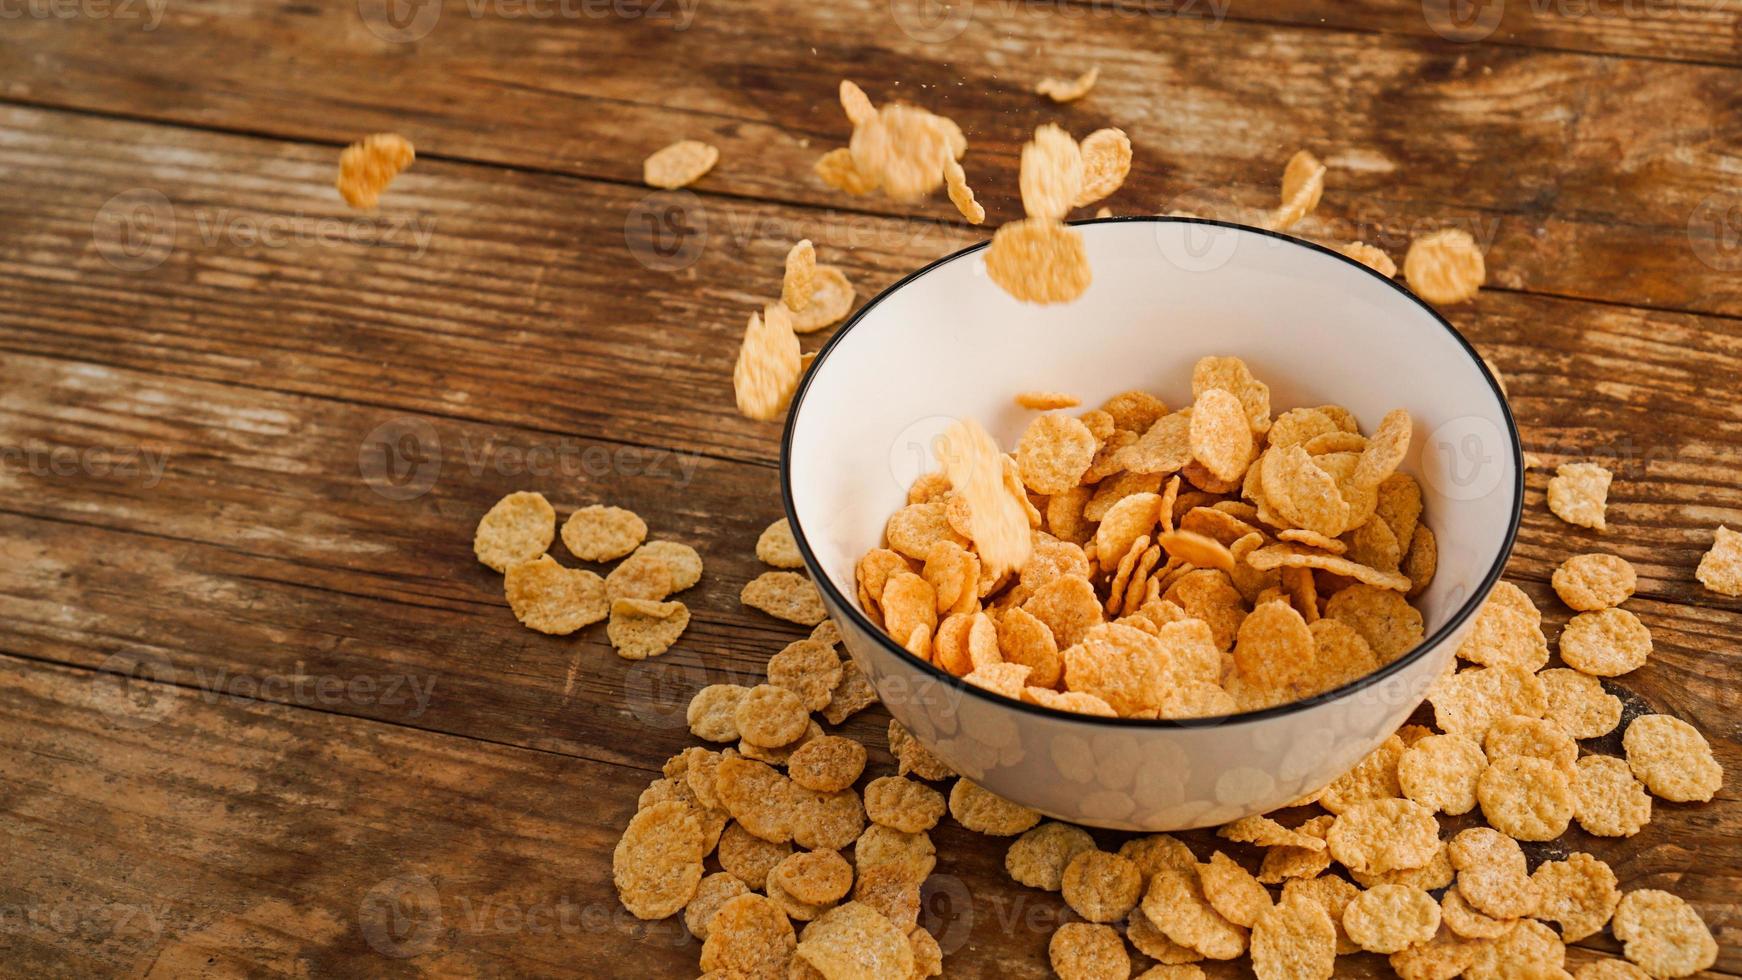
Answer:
top-left (936, 418), bottom-right (1033, 580)
top-left (849, 103), bottom-right (957, 203)
top-left (336, 132), bottom-right (414, 210)
top-left (1036, 66), bottom-right (1099, 103)
top-left (733, 303), bottom-right (802, 421)
top-left (1015, 390), bottom-right (1081, 410)
top-left (943, 157), bottom-right (985, 225)
top-left (1019, 123), bottom-right (1084, 222)
top-left (1074, 128), bottom-right (1132, 208)
top-left (1270, 149), bottom-right (1326, 230)
top-left (643, 139), bottom-right (720, 190)
top-left (781, 239), bottom-right (816, 312)
top-left (1404, 228), bottom-right (1486, 305)
top-left (1339, 240), bottom-right (1397, 277)
top-left (792, 265), bottom-right (857, 333)
top-left (814, 147), bottom-right (878, 195)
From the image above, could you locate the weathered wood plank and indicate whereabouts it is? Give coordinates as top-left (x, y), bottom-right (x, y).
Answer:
top-left (3, 2), bottom-right (1740, 316)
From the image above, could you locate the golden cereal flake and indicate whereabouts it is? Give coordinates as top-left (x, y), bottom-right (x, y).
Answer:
top-left (863, 775), bottom-right (946, 834)
top-left (717, 821), bottom-right (792, 891)
top-left (1120, 411), bottom-right (1194, 475)
top-left (822, 661), bottom-right (879, 725)
top-left (849, 104), bottom-right (955, 202)
top-left (1403, 228), bottom-right (1486, 305)
top-left (1218, 814), bottom-right (1325, 851)
top-left (755, 518), bottom-right (805, 569)
top-left (606, 598), bottom-right (689, 659)
top-left (1559, 607), bottom-right (1652, 677)
top-left (1573, 962), bottom-right (1652, 980)
top-left (1326, 798), bottom-right (1440, 875)
top-left (1270, 150), bottom-right (1326, 231)
top-left (1189, 388), bottom-right (1256, 483)
top-left (1340, 241), bottom-right (1397, 277)
top-left (699, 893), bottom-right (796, 977)
top-left (1573, 754), bottom-right (1652, 837)
top-left (1249, 892), bottom-right (1335, 980)
top-left (1016, 390), bottom-right (1081, 410)
top-left (1404, 523), bottom-right (1438, 598)
top-left (855, 824), bottom-right (937, 882)
top-left (687, 684), bottom-right (750, 743)
top-left (1398, 733), bottom-right (1488, 816)
top-left (1343, 884), bottom-right (1441, 954)
top-left (1539, 668), bottom-right (1623, 739)
top-left (717, 756), bottom-right (797, 844)
top-left (1024, 574), bottom-right (1103, 649)
top-left (1280, 874), bottom-right (1360, 955)
top-left (1439, 887), bottom-right (1510, 940)
top-left (909, 926), bottom-right (944, 979)
top-left (336, 132), bottom-right (415, 209)
top-left (1531, 852), bottom-right (1619, 942)
top-left (1049, 922), bottom-right (1130, 980)
top-left (1019, 123), bottom-right (1084, 221)
top-left (504, 555), bottom-right (608, 635)
top-left (782, 239), bottom-right (817, 312)
top-left (685, 871), bottom-right (750, 940)
top-left (560, 504), bottom-right (647, 562)
top-left (1476, 756), bottom-right (1574, 841)
top-left (792, 265), bottom-right (857, 333)
top-left (943, 156), bottom-right (985, 225)
top-left (1128, 907), bottom-right (1207, 965)
top-left (742, 571), bottom-right (829, 626)
top-left (767, 638), bottom-right (844, 712)
top-left (1348, 842), bottom-right (1454, 892)
top-left (1547, 461), bottom-right (1612, 531)
top-left (886, 502), bottom-right (966, 561)
top-left (985, 217), bottom-right (1092, 305)
top-left (1318, 733), bottom-right (1406, 814)
top-left (787, 736), bottom-right (867, 794)
top-left (1484, 714), bottom-right (1576, 772)
top-left (1612, 889), bottom-right (1718, 979)
top-left (643, 139), bottom-right (719, 189)
top-left (1017, 413), bottom-right (1099, 495)
top-left (1024, 687), bottom-right (1117, 716)
top-left (850, 863), bottom-right (921, 930)
top-left (1448, 827), bottom-right (1541, 921)
top-left (734, 303), bottom-right (803, 421)
top-left (1320, 583), bottom-right (1423, 659)
top-left (937, 418), bottom-right (1034, 580)
top-left (475, 490), bottom-right (557, 572)
top-left (948, 779), bottom-right (1041, 836)
top-left (1696, 525), bottom-right (1742, 596)
top-left (1192, 356), bottom-right (1272, 436)
top-left (1119, 833), bottom-right (1200, 879)
top-left (1036, 66), bottom-right (1100, 102)
top-left (838, 80), bottom-right (876, 125)
top-left (1074, 127), bottom-right (1132, 207)
top-left (765, 872), bottom-right (831, 923)
top-left (1061, 849), bottom-right (1144, 923)
top-left (1142, 867), bottom-right (1248, 961)
top-left (1200, 852), bottom-right (1272, 929)
top-left (1623, 714), bottom-right (1723, 802)
top-left (613, 800), bottom-right (705, 920)
top-left (773, 849), bottom-right (854, 907)
top-left (734, 684), bottom-right (811, 749)
top-left (1427, 663), bottom-right (1547, 738)
top-left (791, 784), bottom-right (867, 852)
top-left (1552, 553), bottom-right (1637, 611)
top-left (1006, 821), bottom-right (1096, 891)
top-left (815, 146), bottom-right (879, 195)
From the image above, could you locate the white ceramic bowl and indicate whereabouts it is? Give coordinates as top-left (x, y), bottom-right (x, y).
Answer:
top-left (781, 218), bottom-right (1521, 831)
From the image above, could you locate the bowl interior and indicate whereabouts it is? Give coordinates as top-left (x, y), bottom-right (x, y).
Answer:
top-left (786, 218), bottom-right (1519, 700)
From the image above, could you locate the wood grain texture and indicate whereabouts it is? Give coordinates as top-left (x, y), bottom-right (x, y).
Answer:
top-left (3, 0), bottom-right (1741, 316)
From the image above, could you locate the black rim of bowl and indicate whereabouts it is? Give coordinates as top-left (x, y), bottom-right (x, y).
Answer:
top-left (779, 215), bottom-right (1523, 730)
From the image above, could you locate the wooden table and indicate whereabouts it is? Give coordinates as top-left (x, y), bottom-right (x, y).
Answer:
top-left (0, 0), bottom-right (1737, 975)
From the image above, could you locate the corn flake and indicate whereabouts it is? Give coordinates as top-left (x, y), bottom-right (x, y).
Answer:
top-left (1448, 827), bottom-right (1541, 921)
top-left (1142, 866), bottom-right (1248, 961)
top-left (1343, 884), bottom-right (1440, 955)
top-left (475, 491), bottom-right (557, 572)
top-left (1006, 821), bottom-right (1096, 891)
top-left (1201, 852), bottom-right (1272, 928)
top-left (504, 555), bottom-right (608, 635)
top-left (1531, 852), bottom-right (1619, 942)
top-left (949, 779), bottom-right (1041, 836)
top-left (607, 598), bottom-right (689, 659)
top-left (1019, 123), bottom-right (1084, 221)
top-left (1037, 66), bottom-right (1099, 102)
top-left (1696, 525), bottom-right (1742, 596)
top-left (1573, 754), bottom-right (1652, 838)
top-left (1075, 127), bottom-right (1132, 207)
top-left (767, 638), bottom-right (843, 711)
top-left (613, 800), bottom-right (705, 920)
top-left (643, 139), bottom-right (719, 189)
top-left (1552, 552), bottom-right (1636, 611)
top-left (792, 265), bottom-right (857, 333)
top-left (1326, 798), bottom-right (1439, 875)
top-left (1398, 733), bottom-right (1487, 816)
top-left (742, 571), bottom-right (828, 625)
top-left (1270, 149), bottom-right (1326, 231)
top-left (1248, 892), bottom-right (1335, 980)
top-left (734, 303), bottom-right (802, 421)
top-left (822, 660), bottom-right (879, 725)
top-left (560, 504), bottom-right (647, 563)
top-left (1612, 889), bottom-right (1718, 979)
top-left (1476, 756), bottom-right (1573, 841)
top-left (1403, 228), bottom-right (1486, 305)
top-left (1623, 714), bottom-right (1723, 802)
top-left (1340, 241), bottom-right (1397, 277)
top-left (1547, 461), bottom-right (1612, 531)
top-left (336, 132), bottom-right (415, 209)
top-left (1061, 849), bottom-right (1144, 923)
top-left (1050, 922), bottom-right (1130, 980)
top-left (1427, 662), bottom-right (1547, 738)
top-left (986, 217), bottom-right (1093, 305)
top-left (1560, 607), bottom-right (1652, 677)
